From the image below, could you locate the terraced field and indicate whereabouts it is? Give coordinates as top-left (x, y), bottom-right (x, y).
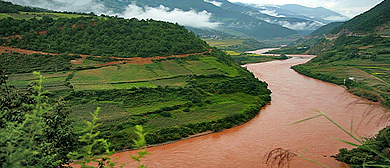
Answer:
top-left (293, 36), bottom-right (390, 108)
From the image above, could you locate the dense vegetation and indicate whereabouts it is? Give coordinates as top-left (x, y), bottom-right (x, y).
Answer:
top-left (293, 35), bottom-right (390, 108)
top-left (0, 16), bottom-right (209, 57)
top-left (0, 52), bottom-right (81, 73)
top-left (3, 48), bottom-right (272, 159)
top-left (57, 49), bottom-right (271, 151)
top-left (336, 126), bottom-right (390, 167)
top-left (331, 0), bottom-right (390, 34)
top-left (0, 2), bottom-right (274, 166)
top-left (0, 67), bottom-right (77, 167)
top-left (205, 38), bottom-right (272, 53)
top-left (309, 22), bottom-right (343, 37)
top-left (224, 51), bottom-right (289, 65)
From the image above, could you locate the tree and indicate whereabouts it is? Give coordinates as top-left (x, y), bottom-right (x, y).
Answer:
top-left (0, 68), bottom-right (77, 167)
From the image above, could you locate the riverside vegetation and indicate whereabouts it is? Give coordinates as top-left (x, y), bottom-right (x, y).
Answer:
top-left (0, 1), bottom-right (271, 166)
top-left (285, 0), bottom-right (390, 166)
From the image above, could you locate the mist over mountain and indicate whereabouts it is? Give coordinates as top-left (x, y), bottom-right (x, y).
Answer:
top-left (5, 0), bottom-right (299, 40)
top-left (5, 0), bottom-right (349, 38)
top-left (231, 2), bottom-right (349, 35)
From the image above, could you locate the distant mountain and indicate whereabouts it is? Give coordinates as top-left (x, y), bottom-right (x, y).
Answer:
top-left (279, 4), bottom-right (348, 22)
top-left (231, 2), bottom-right (348, 35)
top-left (330, 0), bottom-right (390, 35)
top-left (5, 0), bottom-right (298, 40)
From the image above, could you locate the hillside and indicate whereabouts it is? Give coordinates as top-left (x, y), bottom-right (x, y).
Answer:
top-left (5, 0), bottom-right (298, 40)
top-left (0, 2), bottom-right (272, 165)
top-left (292, 0), bottom-right (390, 108)
top-left (0, 16), bottom-right (209, 57)
top-left (331, 0), bottom-right (390, 34)
top-left (288, 2), bottom-right (390, 165)
top-left (309, 22), bottom-right (344, 37)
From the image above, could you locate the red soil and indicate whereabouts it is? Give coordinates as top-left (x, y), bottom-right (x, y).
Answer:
top-left (0, 46), bottom-right (212, 67)
top-left (0, 46), bottom-right (56, 55)
top-left (38, 31), bottom-right (47, 35)
top-left (2, 35), bottom-right (22, 41)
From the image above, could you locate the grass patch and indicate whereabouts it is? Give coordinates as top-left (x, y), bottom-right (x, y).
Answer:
top-left (161, 60), bottom-right (191, 75)
top-left (147, 102), bottom-right (248, 128)
top-left (113, 82), bottom-right (157, 89)
top-left (125, 101), bottom-right (188, 115)
top-left (70, 103), bottom-right (128, 130)
top-left (224, 50), bottom-right (241, 56)
top-left (149, 77), bottom-right (186, 87)
top-left (183, 60), bottom-right (221, 75)
top-left (200, 57), bottom-right (239, 77)
top-left (73, 83), bottom-right (114, 90)
top-left (0, 13), bottom-right (10, 19)
top-left (205, 39), bottom-right (244, 48)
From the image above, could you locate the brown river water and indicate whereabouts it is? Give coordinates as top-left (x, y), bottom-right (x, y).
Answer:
top-left (112, 56), bottom-right (389, 168)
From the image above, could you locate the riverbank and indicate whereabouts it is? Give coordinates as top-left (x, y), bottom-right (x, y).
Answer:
top-left (106, 56), bottom-right (389, 167)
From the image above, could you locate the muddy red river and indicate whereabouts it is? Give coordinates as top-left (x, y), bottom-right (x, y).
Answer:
top-left (112, 57), bottom-right (389, 167)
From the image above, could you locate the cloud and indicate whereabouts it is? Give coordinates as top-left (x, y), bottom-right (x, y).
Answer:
top-left (228, 0), bottom-right (382, 18)
top-left (269, 20), bottom-right (324, 30)
top-left (121, 4), bottom-right (220, 29)
top-left (324, 15), bottom-right (348, 21)
top-left (259, 10), bottom-right (285, 17)
top-left (204, 0), bottom-right (223, 7)
top-left (6, 0), bottom-right (220, 29)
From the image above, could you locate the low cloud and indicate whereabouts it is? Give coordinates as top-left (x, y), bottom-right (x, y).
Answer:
top-left (259, 10), bottom-right (285, 18)
top-left (6, 0), bottom-right (220, 29)
top-left (269, 20), bottom-right (324, 30)
top-left (324, 15), bottom-right (348, 21)
top-left (277, 21), bottom-right (324, 30)
top-left (204, 0), bottom-right (223, 7)
top-left (122, 4), bottom-right (220, 29)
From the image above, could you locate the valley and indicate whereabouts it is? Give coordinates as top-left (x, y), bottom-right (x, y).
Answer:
top-left (1, 0), bottom-right (390, 167)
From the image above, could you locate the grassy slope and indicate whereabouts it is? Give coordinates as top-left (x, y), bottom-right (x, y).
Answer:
top-left (225, 50), bottom-right (289, 65)
top-left (0, 12), bottom-right (88, 20)
top-left (7, 49), bottom-right (271, 151)
top-left (292, 36), bottom-right (390, 108)
top-left (2, 2), bottom-right (271, 152)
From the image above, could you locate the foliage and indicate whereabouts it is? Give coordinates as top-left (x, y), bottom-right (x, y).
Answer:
top-left (309, 22), bottom-right (343, 37)
top-left (130, 125), bottom-right (150, 168)
top-left (266, 47), bottom-right (308, 54)
top-left (336, 126), bottom-right (390, 167)
top-left (0, 52), bottom-right (79, 73)
top-left (0, 70), bottom-right (77, 167)
top-left (206, 38), bottom-right (271, 53)
top-left (331, 0), bottom-right (390, 33)
top-left (293, 35), bottom-right (390, 108)
top-left (68, 107), bottom-right (120, 168)
top-left (0, 16), bottom-right (209, 57)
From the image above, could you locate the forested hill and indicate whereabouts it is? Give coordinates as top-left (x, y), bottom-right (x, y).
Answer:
top-left (331, 0), bottom-right (390, 34)
top-left (0, 0), bottom-right (50, 13)
top-left (0, 1), bottom-right (209, 58)
top-left (309, 22), bottom-right (343, 37)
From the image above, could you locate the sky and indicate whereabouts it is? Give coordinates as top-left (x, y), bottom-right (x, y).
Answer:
top-left (227, 0), bottom-right (383, 18)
